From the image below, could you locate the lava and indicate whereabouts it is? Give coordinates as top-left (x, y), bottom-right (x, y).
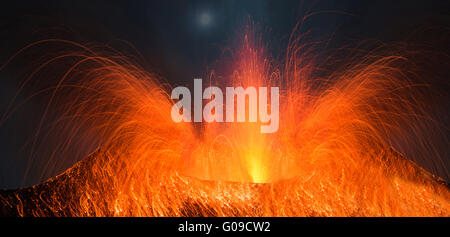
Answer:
top-left (0, 25), bottom-right (449, 217)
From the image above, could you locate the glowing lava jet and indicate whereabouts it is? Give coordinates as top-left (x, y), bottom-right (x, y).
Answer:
top-left (0, 27), bottom-right (449, 216)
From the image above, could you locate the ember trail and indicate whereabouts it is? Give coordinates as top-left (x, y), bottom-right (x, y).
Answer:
top-left (0, 25), bottom-right (449, 217)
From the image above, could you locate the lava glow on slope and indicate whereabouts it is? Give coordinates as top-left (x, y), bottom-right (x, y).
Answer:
top-left (0, 25), bottom-right (449, 217)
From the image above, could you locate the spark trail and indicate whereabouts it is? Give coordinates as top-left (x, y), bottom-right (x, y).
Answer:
top-left (0, 26), bottom-right (449, 217)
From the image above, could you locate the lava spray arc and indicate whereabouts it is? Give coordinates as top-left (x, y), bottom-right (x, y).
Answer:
top-left (0, 23), bottom-right (449, 217)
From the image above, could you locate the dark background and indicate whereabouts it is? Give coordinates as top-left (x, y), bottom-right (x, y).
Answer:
top-left (0, 0), bottom-right (449, 188)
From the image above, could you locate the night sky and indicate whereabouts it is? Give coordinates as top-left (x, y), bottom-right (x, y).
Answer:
top-left (0, 0), bottom-right (449, 188)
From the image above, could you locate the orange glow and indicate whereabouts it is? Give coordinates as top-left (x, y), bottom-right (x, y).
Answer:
top-left (0, 25), bottom-right (449, 217)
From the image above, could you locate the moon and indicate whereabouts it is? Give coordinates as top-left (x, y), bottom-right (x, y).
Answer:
top-left (198, 11), bottom-right (213, 28)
